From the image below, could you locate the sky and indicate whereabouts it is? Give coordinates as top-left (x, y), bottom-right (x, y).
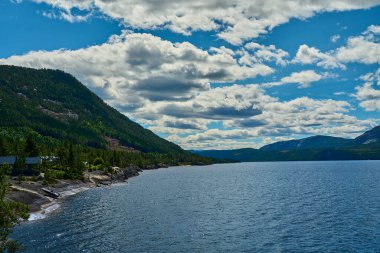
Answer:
top-left (1, 0), bottom-right (380, 150)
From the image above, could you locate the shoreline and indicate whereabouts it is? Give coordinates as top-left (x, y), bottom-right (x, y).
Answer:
top-left (7, 165), bottom-right (146, 222)
top-left (28, 183), bottom-right (96, 221)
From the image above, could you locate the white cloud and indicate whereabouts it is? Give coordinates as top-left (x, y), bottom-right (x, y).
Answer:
top-left (2, 16), bottom-right (380, 149)
top-left (294, 25), bottom-right (380, 68)
top-left (353, 68), bottom-right (380, 111)
top-left (336, 36), bottom-right (380, 64)
top-left (280, 70), bottom-right (323, 88)
top-left (29, 0), bottom-right (380, 45)
top-left (149, 84), bottom-right (275, 122)
top-left (364, 25), bottom-right (380, 35)
top-left (32, 0), bottom-right (92, 10)
top-left (209, 46), bottom-right (235, 56)
top-left (242, 42), bottom-right (289, 66)
top-left (148, 117), bottom-right (209, 135)
top-left (331, 34), bottom-right (341, 43)
top-left (294, 44), bottom-right (345, 69)
top-left (0, 32), bottom-right (281, 149)
top-left (263, 70), bottom-right (325, 88)
top-left (359, 99), bottom-right (380, 111)
top-left (167, 94), bottom-right (376, 149)
top-left (42, 10), bottom-right (91, 23)
top-left (0, 32), bottom-right (272, 107)
top-left (140, 82), bottom-right (376, 149)
top-left (360, 68), bottom-right (380, 85)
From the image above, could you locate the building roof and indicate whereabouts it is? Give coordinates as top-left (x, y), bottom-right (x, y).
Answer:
top-left (0, 156), bottom-right (17, 165)
top-left (25, 157), bottom-right (41, 165)
top-left (0, 156), bottom-right (41, 165)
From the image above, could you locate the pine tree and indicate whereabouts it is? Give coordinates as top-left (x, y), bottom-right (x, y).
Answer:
top-left (0, 137), bottom-right (7, 156)
top-left (0, 164), bottom-right (29, 253)
top-left (24, 136), bottom-right (39, 157)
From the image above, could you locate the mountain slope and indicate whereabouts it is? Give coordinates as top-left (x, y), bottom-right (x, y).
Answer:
top-left (260, 135), bottom-right (353, 151)
top-left (0, 65), bottom-right (183, 154)
top-left (355, 126), bottom-right (380, 145)
top-left (194, 148), bottom-right (258, 161)
top-left (192, 126), bottom-right (380, 162)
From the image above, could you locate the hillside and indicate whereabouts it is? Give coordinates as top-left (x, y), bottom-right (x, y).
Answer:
top-left (193, 148), bottom-right (258, 162)
top-left (193, 126), bottom-right (380, 162)
top-left (260, 135), bottom-right (352, 151)
top-left (355, 126), bottom-right (380, 144)
top-left (0, 65), bottom-right (183, 154)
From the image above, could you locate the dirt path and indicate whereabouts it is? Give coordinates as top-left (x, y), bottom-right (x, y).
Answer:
top-left (10, 185), bottom-right (49, 200)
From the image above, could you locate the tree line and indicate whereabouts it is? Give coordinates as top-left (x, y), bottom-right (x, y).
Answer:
top-left (0, 134), bottom-right (214, 182)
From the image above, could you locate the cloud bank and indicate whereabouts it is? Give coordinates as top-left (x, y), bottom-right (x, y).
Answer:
top-left (31, 0), bottom-right (380, 45)
top-left (2, 9), bottom-right (380, 149)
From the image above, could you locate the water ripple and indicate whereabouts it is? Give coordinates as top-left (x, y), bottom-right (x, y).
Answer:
top-left (12, 161), bottom-right (380, 253)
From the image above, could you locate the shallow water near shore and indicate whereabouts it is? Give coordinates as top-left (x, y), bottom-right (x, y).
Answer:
top-left (12, 161), bottom-right (380, 252)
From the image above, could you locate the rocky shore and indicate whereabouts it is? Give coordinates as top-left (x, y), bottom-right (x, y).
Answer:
top-left (7, 165), bottom-right (162, 221)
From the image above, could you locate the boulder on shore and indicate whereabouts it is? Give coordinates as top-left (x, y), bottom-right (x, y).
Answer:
top-left (110, 166), bottom-right (140, 181)
top-left (123, 165), bottom-right (140, 179)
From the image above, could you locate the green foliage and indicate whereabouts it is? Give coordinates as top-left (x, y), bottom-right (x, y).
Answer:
top-left (0, 65), bottom-right (184, 154)
top-left (0, 137), bottom-right (8, 156)
top-left (0, 65), bottom-right (217, 176)
top-left (24, 136), bottom-right (39, 156)
top-left (13, 158), bottom-right (25, 183)
top-left (93, 157), bottom-right (104, 167)
top-left (0, 164), bottom-right (29, 253)
top-left (43, 169), bottom-right (55, 185)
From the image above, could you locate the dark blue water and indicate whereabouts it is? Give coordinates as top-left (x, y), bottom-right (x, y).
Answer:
top-left (12, 161), bottom-right (380, 252)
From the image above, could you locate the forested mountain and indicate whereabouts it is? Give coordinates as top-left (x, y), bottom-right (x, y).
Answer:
top-left (355, 126), bottom-right (380, 144)
top-left (260, 136), bottom-right (352, 151)
top-left (0, 65), bottom-right (182, 154)
top-left (193, 126), bottom-right (380, 162)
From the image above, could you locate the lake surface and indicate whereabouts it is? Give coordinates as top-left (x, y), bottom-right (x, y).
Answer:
top-left (12, 161), bottom-right (380, 252)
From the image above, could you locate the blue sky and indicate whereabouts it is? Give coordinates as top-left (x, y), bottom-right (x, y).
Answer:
top-left (1, 0), bottom-right (380, 150)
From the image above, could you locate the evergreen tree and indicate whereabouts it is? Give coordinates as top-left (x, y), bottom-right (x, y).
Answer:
top-left (24, 136), bottom-right (39, 157)
top-left (57, 144), bottom-right (69, 168)
top-left (0, 164), bottom-right (29, 253)
top-left (68, 144), bottom-right (75, 169)
top-left (13, 157), bottom-right (25, 182)
top-left (0, 137), bottom-right (7, 156)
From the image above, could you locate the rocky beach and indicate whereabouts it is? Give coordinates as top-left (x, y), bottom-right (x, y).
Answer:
top-left (6, 165), bottom-right (152, 221)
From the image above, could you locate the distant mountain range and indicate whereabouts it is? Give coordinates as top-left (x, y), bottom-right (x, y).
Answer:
top-left (193, 126), bottom-right (380, 162)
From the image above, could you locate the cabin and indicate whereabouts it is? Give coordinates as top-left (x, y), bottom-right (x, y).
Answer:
top-left (0, 156), bottom-right (42, 175)
top-left (0, 156), bottom-right (17, 166)
top-left (25, 157), bottom-right (42, 171)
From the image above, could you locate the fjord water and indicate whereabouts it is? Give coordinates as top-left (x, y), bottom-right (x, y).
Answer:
top-left (13, 161), bottom-right (380, 252)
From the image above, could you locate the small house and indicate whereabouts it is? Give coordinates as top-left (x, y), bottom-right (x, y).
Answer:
top-left (0, 156), bottom-right (42, 175)
top-left (0, 156), bottom-right (17, 167)
top-left (25, 157), bottom-right (42, 173)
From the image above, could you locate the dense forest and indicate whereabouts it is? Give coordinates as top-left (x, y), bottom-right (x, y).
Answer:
top-left (0, 65), bottom-right (185, 153)
top-left (0, 133), bottom-right (215, 181)
top-left (0, 65), bottom-right (219, 181)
